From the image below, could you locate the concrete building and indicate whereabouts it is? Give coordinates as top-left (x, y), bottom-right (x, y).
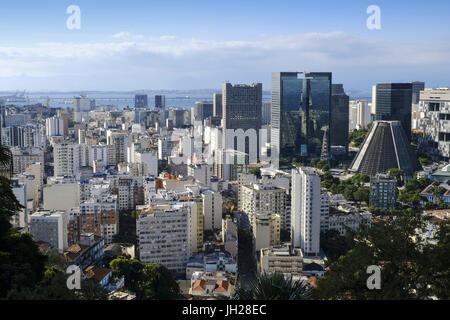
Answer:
top-left (78, 195), bottom-right (118, 245)
top-left (30, 210), bottom-right (68, 252)
top-left (260, 245), bottom-right (303, 275)
top-left (222, 216), bottom-right (238, 260)
top-left (109, 175), bottom-right (144, 211)
top-left (417, 88), bottom-right (450, 160)
top-left (11, 178), bottom-right (27, 229)
top-left (74, 95), bottom-right (95, 123)
top-left (188, 163), bottom-right (211, 186)
top-left (45, 116), bottom-right (64, 137)
top-left (239, 183), bottom-right (287, 232)
top-left (254, 213), bottom-right (281, 252)
top-left (54, 143), bottom-right (82, 177)
top-left (63, 233), bottom-right (105, 269)
top-left (137, 204), bottom-right (191, 274)
top-left (291, 167), bottom-right (321, 256)
top-left (43, 177), bottom-right (80, 211)
top-left (370, 173), bottom-right (397, 209)
top-left (10, 147), bottom-right (44, 175)
top-left (329, 208), bottom-right (372, 235)
top-left (349, 100), bottom-right (371, 131)
top-left (202, 189), bottom-right (222, 231)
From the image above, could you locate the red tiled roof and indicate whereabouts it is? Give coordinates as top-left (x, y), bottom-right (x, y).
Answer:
top-left (214, 280), bottom-right (229, 292)
top-left (192, 279), bottom-right (206, 291)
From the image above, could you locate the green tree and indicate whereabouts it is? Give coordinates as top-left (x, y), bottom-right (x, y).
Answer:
top-left (387, 168), bottom-right (405, 187)
top-left (313, 210), bottom-right (450, 299)
top-left (110, 257), bottom-right (180, 300)
top-left (354, 186), bottom-right (370, 205)
top-left (233, 272), bottom-right (311, 300)
top-left (248, 167), bottom-right (261, 179)
top-left (320, 230), bottom-right (355, 265)
top-left (0, 145), bottom-right (47, 298)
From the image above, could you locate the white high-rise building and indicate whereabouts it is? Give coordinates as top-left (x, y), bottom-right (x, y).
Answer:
top-left (202, 189), bottom-right (222, 231)
top-left (239, 183), bottom-right (287, 231)
top-left (53, 143), bottom-right (82, 177)
top-left (45, 116), bottom-right (64, 137)
top-left (74, 95), bottom-right (95, 123)
top-left (349, 100), bottom-right (371, 131)
top-left (291, 167), bottom-right (322, 256)
top-left (137, 204), bottom-right (191, 273)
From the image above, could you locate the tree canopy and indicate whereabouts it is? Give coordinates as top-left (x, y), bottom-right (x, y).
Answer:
top-left (313, 210), bottom-right (450, 300)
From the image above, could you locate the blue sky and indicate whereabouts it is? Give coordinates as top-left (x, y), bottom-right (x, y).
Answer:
top-left (1, 0), bottom-right (449, 93)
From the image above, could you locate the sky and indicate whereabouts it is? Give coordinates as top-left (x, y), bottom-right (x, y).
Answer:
top-left (0, 0), bottom-right (450, 94)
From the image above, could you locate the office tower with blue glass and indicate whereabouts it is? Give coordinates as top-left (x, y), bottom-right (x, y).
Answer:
top-left (155, 95), bottom-right (166, 109)
top-left (271, 72), bottom-right (332, 167)
top-left (135, 94), bottom-right (148, 108)
top-left (331, 84), bottom-right (349, 154)
top-left (374, 83), bottom-right (413, 140)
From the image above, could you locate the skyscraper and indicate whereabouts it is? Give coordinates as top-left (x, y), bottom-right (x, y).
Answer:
top-left (261, 101), bottom-right (271, 125)
top-left (223, 83), bottom-right (262, 131)
top-left (213, 93), bottom-right (223, 119)
top-left (330, 84), bottom-right (349, 153)
top-left (373, 83), bottom-right (413, 140)
top-left (73, 95), bottom-right (95, 123)
top-left (222, 82), bottom-right (262, 180)
top-left (411, 81), bottom-right (425, 105)
top-left (271, 72), bottom-right (332, 166)
top-left (193, 101), bottom-right (214, 122)
top-left (135, 94), bottom-right (148, 108)
top-left (291, 167), bottom-right (322, 256)
top-left (349, 100), bottom-right (371, 131)
top-left (155, 95), bottom-right (166, 109)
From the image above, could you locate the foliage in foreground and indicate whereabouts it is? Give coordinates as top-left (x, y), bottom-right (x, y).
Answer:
top-left (232, 272), bottom-right (311, 300)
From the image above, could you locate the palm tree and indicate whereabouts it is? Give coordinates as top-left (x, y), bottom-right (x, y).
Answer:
top-left (232, 272), bottom-right (311, 300)
top-left (431, 186), bottom-right (446, 204)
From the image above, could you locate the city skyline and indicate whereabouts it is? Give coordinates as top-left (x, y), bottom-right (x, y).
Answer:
top-left (0, 0), bottom-right (449, 91)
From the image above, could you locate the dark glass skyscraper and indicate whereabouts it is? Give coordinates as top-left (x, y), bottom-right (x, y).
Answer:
top-left (213, 93), bottom-right (222, 119)
top-left (155, 95), bottom-right (166, 109)
top-left (374, 83), bottom-right (412, 140)
top-left (331, 84), bottom-right (349, 153)
top-left (135, 94), bottom-right (148, 108)
top-left (271, 72), bottom-right (332, 164)
top-left (411, 81), bottom-right (425, 105)
top-left (223, 83), bottom-right (262, 131)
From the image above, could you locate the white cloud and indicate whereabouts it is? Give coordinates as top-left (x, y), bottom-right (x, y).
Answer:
top-left (0, 32), bottom-right (448, 90)
top-left (159, 35), bottom-right (177, 40)
top-left (112, 31), bottom-right (145, 41)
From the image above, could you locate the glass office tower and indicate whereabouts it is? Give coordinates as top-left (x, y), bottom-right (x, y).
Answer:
top-left (271, 72), bottom-right (332, 165)
top-left (374, 83), bottom-right (412, 140)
